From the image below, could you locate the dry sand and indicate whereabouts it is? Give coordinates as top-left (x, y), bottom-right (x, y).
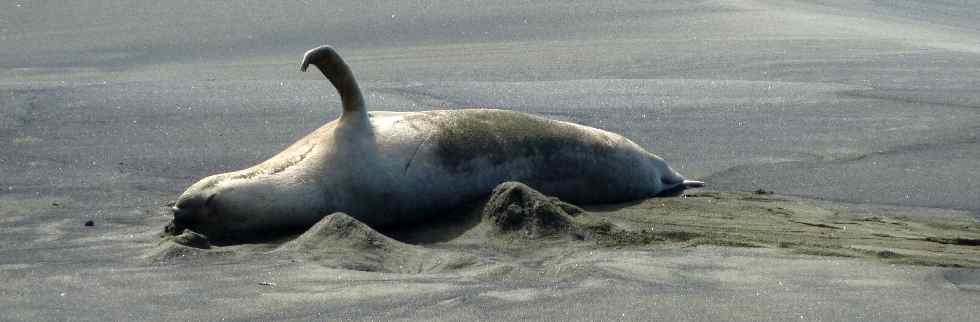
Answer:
top-left (3, 0), bottom-right (980, 320)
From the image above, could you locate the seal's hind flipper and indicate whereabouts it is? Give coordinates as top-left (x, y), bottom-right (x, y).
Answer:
top-left (682, 180), bottom-right (705, 189)
top-left (655, 179), bottom-right (704, 197)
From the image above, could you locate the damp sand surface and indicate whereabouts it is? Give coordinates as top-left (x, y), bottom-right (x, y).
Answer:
top-left (1, 174), bottom-right (979, 321)
top-left (60, 182), bottom-right (973, 321)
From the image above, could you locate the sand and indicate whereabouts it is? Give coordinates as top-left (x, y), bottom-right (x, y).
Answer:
top-left (8, 182), bottom-right (978, 321)
top-left (158, 182), bottom-right (980, 270)
top-left (2, 0), bottom-right (980, 320)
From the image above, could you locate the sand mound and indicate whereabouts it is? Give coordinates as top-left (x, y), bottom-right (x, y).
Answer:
top-left (144, 230), bottom-right (237, 263)
top-left (479, 182), bottom-right (707, 246)
top-left (274, 213), bottom-right (480, 273)
top-left (483, 182), bottom-right (587, 238)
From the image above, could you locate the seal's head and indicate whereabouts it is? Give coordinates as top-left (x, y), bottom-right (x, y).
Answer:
top-left (168, 45), bottom-right (360, 239)
top-left (171, 171), bottom-right (326, 237)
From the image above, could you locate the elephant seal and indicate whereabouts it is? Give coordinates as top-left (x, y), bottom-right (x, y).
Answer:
top-left (170, 45), bottom-right (703, 236)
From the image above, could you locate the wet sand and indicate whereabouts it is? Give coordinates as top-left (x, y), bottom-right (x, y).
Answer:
top-left (2, 0), bottom-right (980, 320)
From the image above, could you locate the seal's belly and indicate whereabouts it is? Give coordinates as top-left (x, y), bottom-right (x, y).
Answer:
top-left (363, 109), bottom-right (660, 224)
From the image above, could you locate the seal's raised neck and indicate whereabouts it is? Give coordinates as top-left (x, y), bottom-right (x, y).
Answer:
top-left (300, 45), bottom-right (366, 119)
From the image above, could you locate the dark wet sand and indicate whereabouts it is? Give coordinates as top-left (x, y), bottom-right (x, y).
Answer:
top-left (2, 0), bottom-right (980, 320)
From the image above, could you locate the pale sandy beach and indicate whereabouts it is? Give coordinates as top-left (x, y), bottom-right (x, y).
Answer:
top-left (2, 1), bottom-right (979, 320)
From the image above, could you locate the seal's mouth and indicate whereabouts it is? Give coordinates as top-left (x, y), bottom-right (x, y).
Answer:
top-left (172, 206), bottom-right (206, 228)
top-left (166, 200), bottom-right (219, 240)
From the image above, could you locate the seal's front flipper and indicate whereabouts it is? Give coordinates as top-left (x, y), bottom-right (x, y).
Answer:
top-left (300, 45), bottom-right (366, 116)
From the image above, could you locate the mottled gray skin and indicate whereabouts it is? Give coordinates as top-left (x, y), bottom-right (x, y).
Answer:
top-left (171, 45), bottom-right (702, 235)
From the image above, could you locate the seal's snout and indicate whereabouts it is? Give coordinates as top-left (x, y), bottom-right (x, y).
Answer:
top-left (171, 205), bottom-right (196, 225)
top-left (171, 193), bottom-right (215, 225)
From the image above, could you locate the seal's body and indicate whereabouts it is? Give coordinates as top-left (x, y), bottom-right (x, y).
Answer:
top-left (172, 46), bottom-right (703, 234)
